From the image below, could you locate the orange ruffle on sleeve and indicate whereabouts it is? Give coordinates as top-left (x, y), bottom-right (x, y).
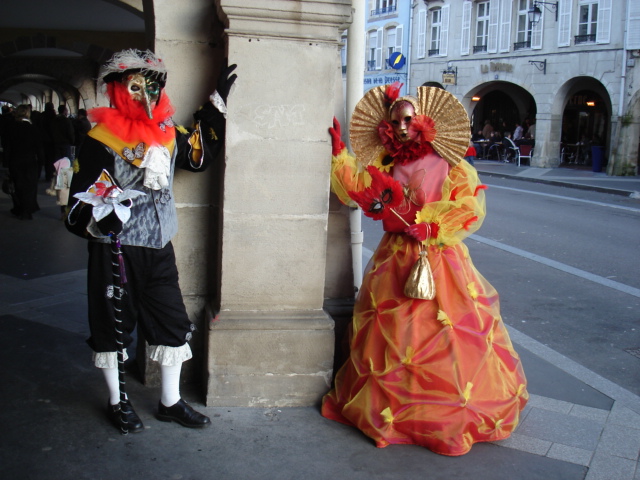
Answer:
top-left (330, 148), bottom-right (372, 208)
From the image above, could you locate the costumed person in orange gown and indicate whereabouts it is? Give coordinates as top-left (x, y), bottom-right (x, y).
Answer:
top-left (321, 83), bottom-right (528, 456)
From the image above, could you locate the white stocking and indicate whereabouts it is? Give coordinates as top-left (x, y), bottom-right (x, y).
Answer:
top-left (160, 363), bottom-right (182, 407)
top-left (101, 367), bottom-right (123, 406)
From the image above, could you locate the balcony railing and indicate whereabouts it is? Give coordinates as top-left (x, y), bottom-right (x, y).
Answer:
top-left (514, 40), bottom-right (531, 50)
top-left (473, 44), bottom-right (487, 54)
top-left (428, 48), bottom-right (440, 57)
top-left (574, 34), bottom-right (596, 44)
top-left (370, 5), bottom-right (397, 17)
top-left (367, 60), bottom-right (377, 71)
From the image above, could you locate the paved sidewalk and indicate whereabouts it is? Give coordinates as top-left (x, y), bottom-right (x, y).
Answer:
top-left (1, 176), bottom-right (639, 480)
top-left (473, 160), bottom-right (640, 197)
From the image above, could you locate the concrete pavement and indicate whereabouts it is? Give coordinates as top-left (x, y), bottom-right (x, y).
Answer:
top-left (1, 165), bottom-right (639, 480)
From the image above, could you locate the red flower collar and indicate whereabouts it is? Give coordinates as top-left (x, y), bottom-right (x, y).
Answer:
top-left (377, 115), bottom-right (436, 166)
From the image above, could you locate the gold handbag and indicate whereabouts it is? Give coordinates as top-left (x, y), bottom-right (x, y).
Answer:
top-left (404, 248), bottom-right (436, 300)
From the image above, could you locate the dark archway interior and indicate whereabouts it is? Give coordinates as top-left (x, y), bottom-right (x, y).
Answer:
top-left (472, 89), bottom-right (536, 137)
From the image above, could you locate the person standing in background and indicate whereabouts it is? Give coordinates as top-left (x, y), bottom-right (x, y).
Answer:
top-left (41, 102), bottom-right (57, 181)
top-left (73, 108), bottom-right (92, 151)
top-left (5, 104), bottom-right (44, 220)
top-left (481, 118), bottom-right (493, 139)
top-left (51, 105), bottom-right (75, 162)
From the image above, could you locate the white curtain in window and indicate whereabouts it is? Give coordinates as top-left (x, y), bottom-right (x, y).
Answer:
top-left (396, 25), bottom-right (404, 54)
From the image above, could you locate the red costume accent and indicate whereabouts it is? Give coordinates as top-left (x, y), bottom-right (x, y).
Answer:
top-left (348, 166), bottom-right (404, 221)
top-left (89, 82), bottom-right (175, 146)
top-left (377, 120), bottom-right (434, 166)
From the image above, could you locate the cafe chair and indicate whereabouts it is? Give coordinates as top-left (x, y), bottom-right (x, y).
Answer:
top-left (502, 137), bottom-right (519, 164)
top-left (518, 144), bottom-right (533, 167)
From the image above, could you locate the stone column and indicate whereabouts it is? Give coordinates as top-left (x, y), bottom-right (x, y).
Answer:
top-left (208, 0), bottom-right (352, 406)
top-left (531, 113), bottom-right (561, 168)
top-left (141, 0), bottom-right (227, 385)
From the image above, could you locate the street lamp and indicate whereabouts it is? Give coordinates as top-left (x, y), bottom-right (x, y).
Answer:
top-left (527, 1), bottom-right (558, 25)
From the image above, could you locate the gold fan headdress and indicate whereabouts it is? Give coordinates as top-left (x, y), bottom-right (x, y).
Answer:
top-left (349, 86), bottom-right (470, 167)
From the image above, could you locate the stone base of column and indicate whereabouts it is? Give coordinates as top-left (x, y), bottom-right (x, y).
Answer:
top-left (205, 310), bottom-right (335, 407)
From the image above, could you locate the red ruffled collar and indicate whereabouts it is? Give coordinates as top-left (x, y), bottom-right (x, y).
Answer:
top-left (89, 81), bottom-right (175, 146)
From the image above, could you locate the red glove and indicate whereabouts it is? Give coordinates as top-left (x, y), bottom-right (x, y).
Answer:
top-left (329, 117), bottom-right (345, 156)
top-left (404, 223), bottom-right (430, 242)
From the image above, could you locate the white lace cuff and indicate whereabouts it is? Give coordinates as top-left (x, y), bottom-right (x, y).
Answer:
top-left (209, 91), bottom-right (227, 119)
top-left (93, 350), bottom-right (129, 368)
top-left (147, 343), bottom-right (192, 366)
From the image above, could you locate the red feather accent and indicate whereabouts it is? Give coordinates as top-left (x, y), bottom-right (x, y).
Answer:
top-left (430, 222), bottom-right (440, 238)
top-left (384, 82), bottom-right (404, 107)
top-left (463, 216), bottom-right (479, 231)
top-left (409, 115), bottom-right (437, 144)
top-left (449, 187), bottom-right (460, 201)
top-left (348, 166), bottom-right (404, 220)
top-left (474, 185), bottom-right (488, 196)
top-left (89, 81), bottom-right (175, 145)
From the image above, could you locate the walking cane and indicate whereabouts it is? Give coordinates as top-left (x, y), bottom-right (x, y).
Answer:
top-left (111, 234), bottom-right (129, 435)
top-left (72, 177), bottom-right (145, 436)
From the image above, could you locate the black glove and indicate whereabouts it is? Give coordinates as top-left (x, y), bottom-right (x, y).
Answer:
top-left (216, 62), bottom-right (237, 102)
top-left (193, 101), bottom-right (219, 125)
top-left (96, 210), bottom-right (124, 237)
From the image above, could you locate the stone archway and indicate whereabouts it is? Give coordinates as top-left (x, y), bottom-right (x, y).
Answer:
top-left (551, 77), bottom-right (612, 170)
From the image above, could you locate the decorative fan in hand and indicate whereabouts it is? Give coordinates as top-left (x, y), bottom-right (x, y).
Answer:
top-left (348, 166), bottom-right (403, 221)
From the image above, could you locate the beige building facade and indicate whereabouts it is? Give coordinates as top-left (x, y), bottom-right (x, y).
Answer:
top-left (408, 0), bottom-right (640, 175)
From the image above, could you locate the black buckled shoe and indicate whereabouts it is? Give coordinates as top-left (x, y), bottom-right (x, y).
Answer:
top-left (107, 400), bottom-right (144, 433)
top-left (156, 399), bottom-right (211, 428)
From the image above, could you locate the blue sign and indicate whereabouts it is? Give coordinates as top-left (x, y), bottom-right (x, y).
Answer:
top-left (388, 52), bottom-right (406, 70)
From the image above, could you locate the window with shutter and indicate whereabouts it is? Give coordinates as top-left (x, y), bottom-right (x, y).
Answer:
top-left (417, 9), bottom-right (426, 58)
top-left (531, 13), bottom-right (543, 49)
top-left (386, 27), bottom-right (396, 66)
top-left (376, 27), bottom-right (383, 69)
top-left (440, 5), bottom-right (450, 56)
top-left (627, 1), bottom-right (640, 50)
top-left (499, 0), bottom-right (513, 53)
top-left (557, 0), bottom-right (572, 47)
top-left (461, 1), bottom-right (472, 56)
top-left (515, 0), bottom-right (534, 50)
top-left (488, 0), bottom-right (500, 53)
top-left (576, 1), bottom-right (598, 44)
top-left (475, 1), bottom-right (490, 53)
top-left (367, 30), bottom-right (378, 71)
top-left (430, 8), bottom-right (442, 56)
top-left (596, 0), bottom-right (611, 44)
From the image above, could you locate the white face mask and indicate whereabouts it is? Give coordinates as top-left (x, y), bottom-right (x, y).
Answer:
top-left (123, 73), bottom-right (161, 119)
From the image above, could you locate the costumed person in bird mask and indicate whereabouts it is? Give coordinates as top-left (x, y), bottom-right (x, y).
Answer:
top-left (321, 84), bottom-right (528, 455)
top-left (66, 49), bottom-right (237, 433)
